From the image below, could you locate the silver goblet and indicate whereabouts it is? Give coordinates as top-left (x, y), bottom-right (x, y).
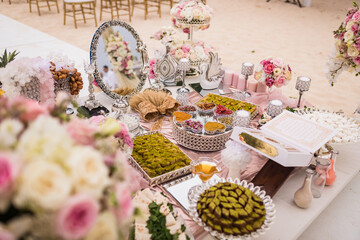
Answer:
top-left (241, 62), bottom-right (254, 98)
top-left (295, 76), bottom-right (311, 108)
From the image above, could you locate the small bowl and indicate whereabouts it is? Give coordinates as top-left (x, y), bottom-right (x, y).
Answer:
top-left (173, 111), bottom-right (192, 126)
top-left (196, 103), bottom-right (216, 117)
top-left (182, 119), bottom-right (203, 134)
top-left (216, 115), bottom-right (233, 131)
top-left (204, 122), bottom-right (226, 135)
top-left (178, 105), bottom-right (197, 117)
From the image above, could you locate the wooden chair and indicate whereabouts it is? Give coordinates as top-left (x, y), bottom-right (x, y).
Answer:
top-left (131, 0), bottom-right (161, 20)
top-left (159, 0), bottom-right (178, 9)
top-left (100, 0), bottom-right (131, 22)
top-left (63, 0), bottom-right (97, 29)
top-left (29, 0), bottom-right (60, 16)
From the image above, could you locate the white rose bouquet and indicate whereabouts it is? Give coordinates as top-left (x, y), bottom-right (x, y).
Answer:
top-left (326, 2), bottom-right (360, 85)
top-left (0, 95), bottom-right (141, 240)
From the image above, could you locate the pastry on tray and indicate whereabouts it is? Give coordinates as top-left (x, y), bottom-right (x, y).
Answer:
top-left (199, 94), bottom-right (257, 114)
top-left (132, 133), bottom-right (191, 178)
top-left (196, 182), bottom-right (266, 236)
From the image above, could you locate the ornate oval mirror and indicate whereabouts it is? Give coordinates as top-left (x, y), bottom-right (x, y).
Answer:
top-left (90, 20), bottom-right (148, 105)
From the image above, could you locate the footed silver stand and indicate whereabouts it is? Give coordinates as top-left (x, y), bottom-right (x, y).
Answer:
top-left (112, 96), bottom-right (129, 113)
top-left (84, 61), bottom-right (102, 111)
top-left (241, 62), bottom-right (254, 99)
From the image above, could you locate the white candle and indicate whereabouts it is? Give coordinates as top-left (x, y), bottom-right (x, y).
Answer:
top-left (271, 99), bottom-right (283, 106)
top-left (237, 110), bottom-right (250, 117)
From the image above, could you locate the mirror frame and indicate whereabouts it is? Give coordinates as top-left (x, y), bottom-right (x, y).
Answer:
top-left (90, 20), bottom-right (149, 100)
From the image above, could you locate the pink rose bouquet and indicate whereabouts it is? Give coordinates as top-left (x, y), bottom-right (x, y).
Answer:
top-left (326, 2), bottom-right (360, 85)
top-left (0, 96), bottom-right (140, 240)
top-left (254, 57), bottom-right (292, 88)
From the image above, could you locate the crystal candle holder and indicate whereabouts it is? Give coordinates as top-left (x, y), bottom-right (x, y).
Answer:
top-left (233, 110), bottom-right (251, 127)
top-left (241, 62), bottom-right (254, 98)
top-left (296, 76), bottom-right (311, 108)
top-left (267, 99), bottom-right (283, 118)
top-left (296, 76), bottom-right (311, 92)
top-left (241, 62), bottom-right (254, 76)
top-left (177, 58), bottom-right (191, 94)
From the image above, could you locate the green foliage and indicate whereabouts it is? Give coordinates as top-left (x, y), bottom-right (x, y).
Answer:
top-left (0, 49), bottom-right (19, 68)
top-left (353, 1), bottom-right (358, 7)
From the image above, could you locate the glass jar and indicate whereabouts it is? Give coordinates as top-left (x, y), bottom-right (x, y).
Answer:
top-left (311, 156), bottom-right (331, 198)
top-left (326, 150), bottom-right (338, 186)
top-left (294, 168), bottom-right (314, 209)
top-left (176, 92), bottom-right (190, 106)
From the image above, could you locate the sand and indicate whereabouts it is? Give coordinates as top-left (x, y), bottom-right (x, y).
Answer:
top-left (1, 0), bottom-right (360, 114)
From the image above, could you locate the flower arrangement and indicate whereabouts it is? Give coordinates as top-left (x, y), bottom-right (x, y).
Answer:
top-left (105, 32), bottom-right (136, 79)
top-left (170, 0), bottom-right (214, 31)
top-left (254, 57), bottom-right (292, 88)
top-left (169, 39), bottom-right (213, 62)
top-left (0, 55), bottom-right (83, 105)
top-left (326, 2), bottom-right (360, 85)
top-left (0, 95), bottom-right (141, 240)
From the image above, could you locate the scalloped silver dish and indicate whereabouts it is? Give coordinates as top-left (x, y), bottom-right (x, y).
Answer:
top-left (188, 177), bottom-right (276, 240)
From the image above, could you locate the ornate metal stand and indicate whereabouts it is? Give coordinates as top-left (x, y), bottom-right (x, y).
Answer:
top-left (266, 0), bottom-right (302, 7)
top-left (241, 62), bottom-right (254, 98)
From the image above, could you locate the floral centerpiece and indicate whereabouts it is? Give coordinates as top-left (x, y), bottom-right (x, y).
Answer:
top-left (326, 2), bottom-right (360, 85)
top-left (254, 57), bottom-right (292, 88)
top-left (105, 32), bottom-right (136, 79)
top-left (0, 95), bottom-right (141, 239)
top-left (170, 0), bottom-right (214, 31)
top-left (0, 55), bottom-right (83, 105)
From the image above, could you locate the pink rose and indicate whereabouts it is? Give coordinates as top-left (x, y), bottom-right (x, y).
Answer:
top-left (260, 59), bottom-right (271, 66)
top-left (352, 11), bottom-right (360, 21)
top-left (273, 58), bottom-right (284, 67)
top-left (67, 119), bottom-right (97, 146)
top-left (181, 44), bottom-right (191, 53)
top-left (265, 77), bottom-right (275, 88)
top-left (354, 56), bottom-right (360, 65)
top-left (56, 194), bottom-right (99, 240)
top-left (14, 98), bottom-right (49, 122)
top-left (0, 153), bottom-right (20, 195)
top-left (113, 183), bottom-right (134, 224)
top-left (183, 28), bottom-right (190, 34)
top-left (263, 63), bottom-right (275, 75)
top-left (0, 229), bottom-right (15, 240)
top-left (114, 123), bottom-right (133, 148)
top-left (89, 115), bottom-right (106, 126)
top-left (352, 24), bottom-right (359, 34)
top-left (274, 75), bottom-right (286, 88)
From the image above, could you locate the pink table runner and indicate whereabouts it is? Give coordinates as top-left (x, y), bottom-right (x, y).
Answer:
top-left (137, 89), bottom-right (310, 239)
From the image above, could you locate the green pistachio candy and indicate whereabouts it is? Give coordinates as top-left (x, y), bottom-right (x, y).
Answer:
top-left (229, 209), bottom-right (239, 219)
top-left (223, 227), bottom-right (234, 235)
top-left (232, 227), bottom-right (241, 235)
top-left (208, 202), bottom-right (216, 213)
top-left (234, 219), bottom-right (246, 228)
top-left (229, 191), bottom-right (238, 198)
top-left (226, 197), bottom-right (238, 203)
top-left (222, 208), bottom-right (230, 218)
top-left (220, 202), bottom-right (233, 209)
top-left (214, 206), bottom-right (222, 219)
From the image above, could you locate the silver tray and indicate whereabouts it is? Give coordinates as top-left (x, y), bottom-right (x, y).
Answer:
top-left (172, 120), bottom-right (232, 152)
top-left (197, 93), bottom-right (259, 120)
top-left (188, 177), bottom-right (276, 240)
top-left (129, 132), bottom-right (192, 185)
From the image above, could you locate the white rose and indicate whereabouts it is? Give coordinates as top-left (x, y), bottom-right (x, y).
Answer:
top-left (273, 68), bottom-right (282, 76)
top-left (14, 160), bottom-right (71, 211)
top-left (85, 211), bottom-right (118, 240)
top-left (67, 147), bottom-right (110, 199)
top-left (17, 116), bottom-right (73, 164)
top-left (189, 52), bottom-right (198, 62)
top-left (174, 49), bottom-right (184, 59)
top-left (0, 119), bottom-right (23, 149)
top-left (184, 8), bottom-right (193, 21)
top-left (346, 20), bottom-right (355, 30)
top-left (348, 45), bottom-right (359, 57)
top-left (193, 9), bottom-right (201, 18)
top-left (344, 30), bottom-right (354, 43)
